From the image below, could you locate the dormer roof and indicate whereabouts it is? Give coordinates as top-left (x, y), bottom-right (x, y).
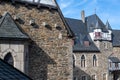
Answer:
top-left (0, 12), bottom-right (29, 40)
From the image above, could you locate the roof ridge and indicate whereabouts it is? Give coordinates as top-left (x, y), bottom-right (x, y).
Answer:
top-left (85, 14), bottom-right (97, 18)
top-left (65, 17), bottom-right (81, 21)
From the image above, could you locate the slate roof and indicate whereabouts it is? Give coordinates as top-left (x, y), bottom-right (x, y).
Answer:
top-left (109, 57), bottom-right (120, 63)
top-left (106, 20), bottom-right (112, 30)
top-left (112, 30), bottom-right (120, 47)
top-left (66, 13), bottom-right (120, 52)
top-left (0, 59), bottom-right (31, 80)
top-left (65, 18), bottom-right (99, 52)
top-left (0, 12), bottom-right (29, 40)
top-left (85, 14), bottom-right (108, 32)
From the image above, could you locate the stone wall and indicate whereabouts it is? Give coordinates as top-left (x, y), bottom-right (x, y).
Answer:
top-left (73, 41), bottom-right (114, 80)
top-left (0, 1), bottom-right (73, 80)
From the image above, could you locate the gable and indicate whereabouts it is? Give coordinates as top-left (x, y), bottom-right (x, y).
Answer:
top-left (0, 12), bottom-right (29, 40)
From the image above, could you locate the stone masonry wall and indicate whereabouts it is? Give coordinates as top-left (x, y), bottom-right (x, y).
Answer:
top-left (0, 1), bottom-right (73, 80)
top-left (73, 41), bottom-right (113, 80)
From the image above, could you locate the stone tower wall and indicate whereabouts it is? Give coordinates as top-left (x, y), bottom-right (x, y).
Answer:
top-left (73, 41), bottom-right (114, 80)
top-left (0, 1), bottom-right (73, 80)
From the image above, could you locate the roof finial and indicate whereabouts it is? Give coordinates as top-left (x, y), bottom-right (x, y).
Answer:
top-left (94, 8), bottom-right (96, 14)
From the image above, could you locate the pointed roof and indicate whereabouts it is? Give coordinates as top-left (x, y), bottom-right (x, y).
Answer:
top-left (106, 20), bottom-right (112, 30)
top-left (0, 59), bottom-right (31, 80)
top-left (85, 14), bottom-right (108, 32)
top-left (83, 35), bottom-right (89, 41)
top-left (65, 18), bottom-right (100, 52)
top-left (95, 19), bottom-right (101, 29)
top-left (0, 12), bottom-right (29, 40)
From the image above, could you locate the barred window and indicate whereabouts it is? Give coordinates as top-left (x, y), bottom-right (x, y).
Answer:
top-left (93, 55), bottom-right (97, 67)
top-left (81, 55), bottom-right (85, 67)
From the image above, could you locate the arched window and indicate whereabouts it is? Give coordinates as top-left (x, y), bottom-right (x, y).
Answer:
top-left (103, 73), bottom-right (107, 80)
top-left (93, 55), bottom-right (97, 67)
top-left (4, 52), bottom-right (14, 66)
top-left (81, 55), bottom-right (85, 67)
top-left (73, 55), bottom-right (75, 68)
top-left (92, 75), bottom-right (96, 80)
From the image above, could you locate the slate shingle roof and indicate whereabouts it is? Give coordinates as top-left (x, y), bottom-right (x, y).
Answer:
top-left (112, 30), bottom-right (120, 47)
top-left (0, 59), bottom-right (31, 80)
top-left (0, 12), bottom-right (29, 40)
top-left (109, 57), bottom-right (120, 63)
top-left (85, 14), bottom-right (108, 32)
top-left (65, 18), bottom-right (99, 52)
top-left (66, 14), bottom-right (120, 52)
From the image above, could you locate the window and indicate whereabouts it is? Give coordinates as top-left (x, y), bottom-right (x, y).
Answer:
top-left (84, 41), bottom-right (90, 47)
top-left (92, 75), bottom-right (96, 80)
top-left (93, 55), bottom-right (97, 67)
top-left (103, 73), bottom-right (107, 80)
top-left (115, 63), bottom-right (119, 68)
top-left (95, 32), bottom-right (101, 38)
top-left (110, 62), bottom-right (112, 68)
top-left (73, 55), bottom-right (75, 68)
top-left (82, 76), bottom-right (87, 80)
top-left (81, 55), bottom-right (85, 67)
top-left (73, 77), bottom-right (77, 80)
top-left (4, 52), bottom-right (14, 66)
top-left (104, 42), bottom-right (108, 49)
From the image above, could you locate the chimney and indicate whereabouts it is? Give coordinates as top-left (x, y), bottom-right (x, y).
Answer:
top-left (81, 10), bottom-right (85, 23)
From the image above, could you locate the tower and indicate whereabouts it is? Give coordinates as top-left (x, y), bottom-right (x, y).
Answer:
top-left (0, 0), bottom-right (73, 80)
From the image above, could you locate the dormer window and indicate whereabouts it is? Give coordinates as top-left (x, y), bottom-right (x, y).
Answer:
top-left (95, 32), bottom-right (101, 38)
top-left (83, 35), bottom-right (90, 47)
top-left (94, 32), bottom-right (102, 40)
top-left (84, 41), bottom-right (90, 47)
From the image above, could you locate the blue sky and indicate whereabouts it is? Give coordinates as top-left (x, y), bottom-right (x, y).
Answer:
top-left (57, 0), bottom-right (120, 29)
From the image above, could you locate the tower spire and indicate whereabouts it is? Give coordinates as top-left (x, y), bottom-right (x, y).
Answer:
top-left (106, 20), bottom-right (112, 30)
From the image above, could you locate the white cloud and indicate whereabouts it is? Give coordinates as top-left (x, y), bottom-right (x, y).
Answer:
top-left (57, 0), bottom-right (120, 29)
top-left (59, 0), bottom-right (74, 10)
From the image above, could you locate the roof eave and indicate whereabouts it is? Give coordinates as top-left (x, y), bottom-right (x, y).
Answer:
top-left (54, 0), bottom-right (74, 37)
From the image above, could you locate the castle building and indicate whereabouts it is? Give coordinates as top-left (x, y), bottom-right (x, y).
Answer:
top-left (65, 11), bottom-right (120, 80)
top-left (0, 0), bottom-right (73, 80)
top-left (0, 0), bottom-right (120, 80)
